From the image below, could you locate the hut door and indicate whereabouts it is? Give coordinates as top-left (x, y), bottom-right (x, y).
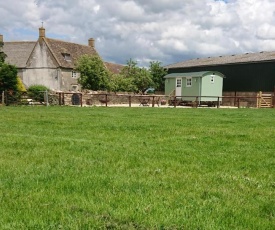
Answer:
top-left (176, 78), bottom-right (182, 97)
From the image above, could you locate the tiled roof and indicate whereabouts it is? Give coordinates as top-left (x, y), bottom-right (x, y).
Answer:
top-left (104, 62), bottom-right (124, 74)
top-left (165, 51), bottom-right (275, 69)
top-left (44, 38), bottom-right (99, 68)
top-left (3, 41), bottom-right (36, 68)
top-left (3, 37), bottom-right (123, 74)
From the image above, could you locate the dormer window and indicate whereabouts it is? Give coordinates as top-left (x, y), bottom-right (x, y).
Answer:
top-left (62, 53), bottom-right (71, 62)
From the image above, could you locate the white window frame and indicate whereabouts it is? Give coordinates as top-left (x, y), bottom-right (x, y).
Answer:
top-left (186, 77), bottom-right (192, 87)
top-left (72, 71), bottom-right (77, 78)
top-left (176, 79), bottom-right (182, 87)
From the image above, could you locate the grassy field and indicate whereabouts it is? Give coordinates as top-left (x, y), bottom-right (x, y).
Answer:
top-left (0, 106), bottom-right (274, 229)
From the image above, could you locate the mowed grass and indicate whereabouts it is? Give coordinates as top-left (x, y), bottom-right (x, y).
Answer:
top-left (0, 106), bottom-right (274, 229)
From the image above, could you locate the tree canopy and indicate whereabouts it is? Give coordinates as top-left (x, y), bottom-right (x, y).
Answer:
top-left (0, 40), bottom-right (7, 64)
top-left (0, 63), bottom-right (18, 92)
top-left (76, 55), bottom-right (110, 91)
top-left (76, 55), bottom-right (167, 94)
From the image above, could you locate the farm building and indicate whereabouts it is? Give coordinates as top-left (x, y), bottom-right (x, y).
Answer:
top-left (164, 71), bottom-right (224, 106)
top-left (1, 27), bottom-right (123, 91)
top-left (165, 51), bottom-right (275, 92)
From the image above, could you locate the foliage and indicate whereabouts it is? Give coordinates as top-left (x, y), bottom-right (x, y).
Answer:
top-left (0, 107), bottom-right (274, 229)
top-left (120, 59), bottom-right (154, 93)
top-left (76, 55), bottom-right (110, 91)
top-left (132, 67), bottom-right (154, 93)
top-left (0, 63), bottom-right (18, 92)
top-left (108, 73), bottom-right (137, 92)
top-left (0, 40), bottom-right (7, 64)
top-left (28, 84), bottom-right (49, 102)
top-left (149, 61), bottom-right (167, 91)
top-left (16, 77), bottom-right (26, 92)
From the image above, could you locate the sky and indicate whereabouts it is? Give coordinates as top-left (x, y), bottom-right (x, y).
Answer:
top-left (1, 0), bottom-right (275, 67)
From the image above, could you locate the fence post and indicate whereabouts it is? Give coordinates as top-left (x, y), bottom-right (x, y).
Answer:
top-left (257, 91), bottom-right (262, 108)
top-left (217, 97), bottom-right (220, 108)
top-left (45, 90), bottom-right (49, 106)
top-left (80, 93), bottom-right (83, 107)
top-left (152, 96), bottom-right (155, 107)
top-left (129, 95), bottom-right (131, 107)
top-left (105, 94), bottom-right (108, 107)
top-left (174, 96), bottom-right (177, 108)
top-left (1, 91), bottom-right (4, 105)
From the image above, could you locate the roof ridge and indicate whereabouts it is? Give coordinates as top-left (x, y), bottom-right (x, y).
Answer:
top-left (45, 37), bottom-right (90, 48)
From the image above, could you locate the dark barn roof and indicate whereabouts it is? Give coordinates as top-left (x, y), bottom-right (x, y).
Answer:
top-left (165, 51), bottom-right (275, 69)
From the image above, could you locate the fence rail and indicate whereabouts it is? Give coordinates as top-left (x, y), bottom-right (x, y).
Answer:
top-left (1, 91), bottom-right (274, 108)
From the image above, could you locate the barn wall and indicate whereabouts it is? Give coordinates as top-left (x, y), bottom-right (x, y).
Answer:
top-left (168, 62), bottom-right (275, 92)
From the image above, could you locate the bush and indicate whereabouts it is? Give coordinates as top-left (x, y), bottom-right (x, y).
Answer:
top-left (17, 77), bottom-right (26, 92)
top-left (28, 85), bottom-right (50, 102)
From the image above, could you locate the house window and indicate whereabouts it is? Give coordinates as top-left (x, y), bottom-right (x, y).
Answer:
top-left (62, 53), bottom-right (71, 62)
top-left (186, 77), bottom-right (192, 87)
top-left (71, 85), bottom-right (78, 91)
top-left (72, 71), bottom-right (77, 78)
top-left (210, 76), bottom-right (215, 84)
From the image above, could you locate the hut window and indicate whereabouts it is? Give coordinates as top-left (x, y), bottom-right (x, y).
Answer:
top-left (186, 77), bottom-right (192, 87)
top-left (176, 79), bottom-right (182, 87)
top-left (210, 76), bottom-right (215, 84)
top-left (72, 71), bottom-right (77, 78)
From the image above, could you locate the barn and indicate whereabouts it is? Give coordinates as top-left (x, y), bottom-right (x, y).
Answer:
top-left (165, 51), bottom-right (275, 93)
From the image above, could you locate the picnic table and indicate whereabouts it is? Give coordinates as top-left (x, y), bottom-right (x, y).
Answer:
top-left (138, 96), bottom-right (150, 106)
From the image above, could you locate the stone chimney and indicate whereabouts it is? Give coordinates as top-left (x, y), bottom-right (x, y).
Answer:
top-left (39, 27), bottom-right (46, 38)
top-left (0, 34), bottom-right (3, 43)
top-left (88, 38), bottom-right (95, 48)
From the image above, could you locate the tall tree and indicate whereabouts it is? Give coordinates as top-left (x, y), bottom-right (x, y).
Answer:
top-left (0, 40), bottom-right (7, 65)
top-left (121, 59), bottom-right (154, 93)
top-left (149, 61), bottom-right (167, 91)
top-left (0, 63), bottom-right (18, 92)
top-left (76, 55), bottom-right (110, 91)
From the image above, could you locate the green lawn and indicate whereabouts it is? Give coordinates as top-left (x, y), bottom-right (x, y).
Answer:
top-left (0, 106), bottom-right (274, 229)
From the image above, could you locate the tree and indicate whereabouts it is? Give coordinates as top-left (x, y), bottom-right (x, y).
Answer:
top-left (0, 40), bottom-right (7, 64)
top-left (0, 40), bottom-right (18, 93)
top-left (121, 59), bottom-right (154, 93)
top-left (133, 67), bottom-right (154, 93)
top-left (149, 61), bottom-right (167, 91)
top-left (76, 55), bottom-right (110, 91)
top-left (0, 63), bottom-right (18, 92)
top-left (109, 73), bottom-right (137, 93)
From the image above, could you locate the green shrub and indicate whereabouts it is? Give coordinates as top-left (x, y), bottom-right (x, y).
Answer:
top-left (28, 85), bottom-right (50, 102)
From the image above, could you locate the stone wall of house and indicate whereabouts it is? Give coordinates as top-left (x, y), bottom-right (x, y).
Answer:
top-left (60, 70), bottom-right (80, 91)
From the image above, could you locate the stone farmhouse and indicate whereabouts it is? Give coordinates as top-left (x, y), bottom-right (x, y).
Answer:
top-left (1, 27), bottom-right (123, 91)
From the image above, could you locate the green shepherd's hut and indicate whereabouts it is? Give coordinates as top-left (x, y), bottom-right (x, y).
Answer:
top-left (164, 71), bottom-right (225, 106)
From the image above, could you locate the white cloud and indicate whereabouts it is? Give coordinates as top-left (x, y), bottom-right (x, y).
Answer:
top-left (1, 0), bottom-right (275, 66)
